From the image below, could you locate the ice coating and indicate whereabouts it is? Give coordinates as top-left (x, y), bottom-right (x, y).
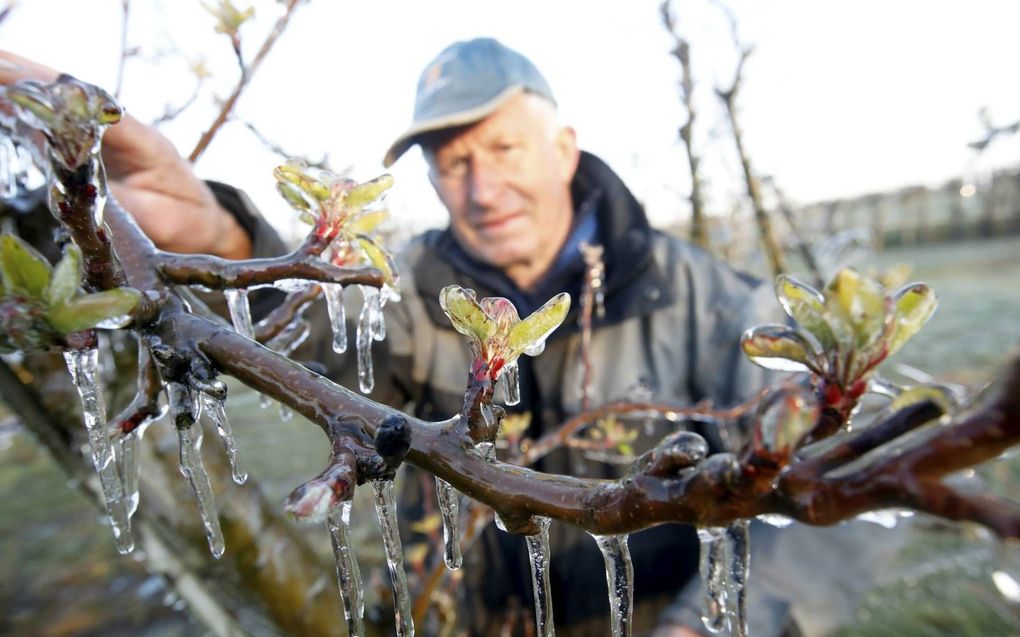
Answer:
top-left (323, 282), bottom-right (348, 354)
top-left (593, 533), bottom-right (634, 637)
top-left (201, 393), bottom-right (247, 484)
top-left (360, 284), bottom-right (385, 342)
top-left (0, 135), bottom-right (16, 198)
top-left (328, 501), bottom-right (365, 637)
top-left (63, 348), bottom-right (133, 554)
top-left (224, 288), bottom-right (254, 341)
top-left (170, 382), bottom-right (225, 559)
top-left (372, 480), bottom-right (414, 636)
top-left (697, 522), bottom-right (749, 636)
top-left (501, 359), bottom-right (521, 406)
top-left (356, 288), bottom-right (375, 393)
top-left (526, 516), bottom-right (555, 637)
top-left (435, 477), bottom-right (463, 569)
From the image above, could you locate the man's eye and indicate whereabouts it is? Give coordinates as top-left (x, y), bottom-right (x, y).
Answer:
top-left (440, 158), bottom-right (468, 177)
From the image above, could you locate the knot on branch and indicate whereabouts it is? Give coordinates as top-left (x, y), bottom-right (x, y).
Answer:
top-left (372, 414), bottom-right (412, 476)
top-left (629, 430), bottom-right (708, 478)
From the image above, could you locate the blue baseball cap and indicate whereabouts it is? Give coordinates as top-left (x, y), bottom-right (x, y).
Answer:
top-left (382, 38), bottom-right (556, 167)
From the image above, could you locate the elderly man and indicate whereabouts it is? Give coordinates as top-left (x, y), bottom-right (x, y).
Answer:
top-left (2, 42), bottom-right (889, 637)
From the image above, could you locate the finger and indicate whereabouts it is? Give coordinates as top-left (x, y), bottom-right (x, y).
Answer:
top-left (0, 50), bottom-right (60, 85)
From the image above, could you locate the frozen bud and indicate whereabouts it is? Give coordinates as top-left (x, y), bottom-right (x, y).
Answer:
top-left (283, 462), bottom-right (355, 523)
top-left (754, 386), bottom-right (819, 456)
top-left (375, 414), bottom-right (411, 470)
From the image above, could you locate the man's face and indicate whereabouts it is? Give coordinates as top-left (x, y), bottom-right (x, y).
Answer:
top-left (425, 93), bottom-right (579, 290)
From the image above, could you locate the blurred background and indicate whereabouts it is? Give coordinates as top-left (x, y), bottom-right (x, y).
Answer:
top-left (1, 1), bottom-right (1019, 635)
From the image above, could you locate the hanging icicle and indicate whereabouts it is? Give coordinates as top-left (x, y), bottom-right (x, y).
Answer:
top-left (200, 393), bottom-right (247, 484)
top-left (328, 501), bottom-right (365, 637)
top-left (434, 477), bottom-right (463, 569)
top-left (697, 526), bottom-right (729, 633)
top-left (372, 480), bottom-right (414, 636)
top-left (63, 347), bottom-right (134, 554)
top-left (356, 287), bottom-right (376, 394)
top-left (592, 533), bottom-right (634, 637)
top-left (224, 288), bottom-right (254, 340)
top-left (168, 381), bottom-right (225, 559)
top-left (323, 282), bottom-right (348, 354)
top-left (527, 516), bottom-right (555, 637)
top-left (501, 359), bottom-right (521, 406)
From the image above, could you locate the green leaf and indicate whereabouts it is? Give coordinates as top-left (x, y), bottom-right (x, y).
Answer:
top-left (355, 234), bottom-right (398, 287)
top-left (273, 163), bottom-right (330, 201)
top-left (7, 82), bottom-right (57, 127)
top-left (349, 209), bottom-right (388, 235)
top-left (887, 282), bottom-right (937, 356)
top-left (0, 234), bottom-right (52, 298)
top-left (741, 323), bottom-right (822, 373)
top-left (508, 292), bottom-right (570, 358)
top-left (46, 243), bottom-right (82, 307)
top-left (439, 285), bottom-right (495, 343)
top-left (49, 288), bottom-right (140, 333)
top-left (276, 181), bottom-right (312, 213)
top-left (775, 274), bottom-right (837, 351)
top-left (346, 174), bottom-right (394, 209)
top-left (756, 387), bottom-right (819, 454)
top-left (824, 268), bottom-right (888, 351)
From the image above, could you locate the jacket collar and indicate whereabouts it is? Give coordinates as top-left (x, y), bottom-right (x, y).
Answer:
top-left (414, 151), bottom-right (676, 336)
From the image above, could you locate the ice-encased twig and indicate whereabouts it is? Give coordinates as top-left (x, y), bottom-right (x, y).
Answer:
top-left (502, 360), bottom-right (521, 406)
top-left (356, 287), bottom-right (375, 394)
top-left (435, 477), bottom-right (463, 569)
top-left (64, 348), bottom-right (134, 554)
top-left (593, 533), bottom-right (634, 637)
top-left (323, 282), bottom-right (348, 354)
top-left (328, 501), bottom-right (365, 637)
top-left (527, 516), bottom-right (555, 637)
top-left (372, 480), bottom-right (414, 636)
top-left (224, 288), bottom-right (254, 340)
top-left (169, 381), bottom-right (225, 559)
top-left (201, 393), bottom-right (247, 484)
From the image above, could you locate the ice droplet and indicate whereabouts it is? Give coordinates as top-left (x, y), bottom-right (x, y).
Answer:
top-left (592, 533), bottom-right (634, 637)
top-left (323, 282), bottom-right (348, 354)
top-left (0, 136), bottom-right (17, 198)
top-left (371, 480), bottom-right (414, 636)
top-left (361, 284), bottom-right (385, 342)
top-left (527, 516), bottom-right (555, 637)
top-left (63, 348), bottom-right (133, 554)
top-left (224, 289), bottom-right (254, 340)
top-left (200, 393), bottom-right (247, 484)
top-left (697, 521), bottom-right (750, 636)
top-left (170, 382), bottom-right (225, 559)
top-left (756, 514), bottom-right (794, 528)
top-left (435, 478), bottom-right (462, 569)
top-left (356, 288), bottom-right (375, 394)
top-left (328, 501), bottom-right (365, 637)
top-left (501, 360), bottom-right (521, 406)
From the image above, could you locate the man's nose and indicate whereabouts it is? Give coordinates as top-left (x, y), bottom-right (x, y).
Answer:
top-left (467, 162), bottom-right (501, 209)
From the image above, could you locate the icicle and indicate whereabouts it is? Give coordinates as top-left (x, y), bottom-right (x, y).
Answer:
top-left (501, 360), bottom-right (521, 406)
top-left (435, 478), bottom-right (463, 569)
top-left (63, 348), bottom-right (133, 554)
top-left (201, 393), bottom-right (247, 484)
top-left (527, 516), bottom-right (555, 637)
top-left (592, 534), bottom-right (634, 637)
top-left (323, 282), bottom-right (348, 354)
top-left (697, 526), bottom-right (729, 633)
top-left (356, 288), bottom-right (375, 394)
top-left (362, 284), bottom-right (385, 342)
top-left (371, 480), bottom-right (414, 636)
top-left (474, 441), bottom-right (507, 532)
top-left (726, 521), bottom-right (750, 637)
top-left (224, 288), bottom-right (254, 340)
top-left (328, 501), bottom-right (365, 637)
top-left (279, 405), bottom-right (293, 421)
top-left (170, 382), bottom-right (225, 559)
top-left (0, 136), bottom-right (16, 199)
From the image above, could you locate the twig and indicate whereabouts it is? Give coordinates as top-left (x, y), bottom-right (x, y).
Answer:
top-left (188, 0), bottom-right (304, 162)
top-left (114, 0), bottom-right (131, 98)
top-left (240, 119), bottom-right (332, 169)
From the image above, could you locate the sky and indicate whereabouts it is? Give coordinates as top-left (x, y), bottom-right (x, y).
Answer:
top-left (4, 0), bottom-right (1020, 240)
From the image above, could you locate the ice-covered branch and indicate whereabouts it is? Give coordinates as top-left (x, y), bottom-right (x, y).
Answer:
top-left (157, 249), bottom-right (384, 290)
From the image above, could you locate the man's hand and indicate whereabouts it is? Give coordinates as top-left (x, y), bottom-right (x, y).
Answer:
top-left (1, 50), bottom-right (251, 259)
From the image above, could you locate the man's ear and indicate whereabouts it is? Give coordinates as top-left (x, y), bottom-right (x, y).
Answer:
top-left (555, 125), bottom-right (580, 183)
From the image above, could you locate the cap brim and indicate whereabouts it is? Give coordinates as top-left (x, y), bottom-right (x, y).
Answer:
top-left (382, 86), bottom-right (526, 168)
